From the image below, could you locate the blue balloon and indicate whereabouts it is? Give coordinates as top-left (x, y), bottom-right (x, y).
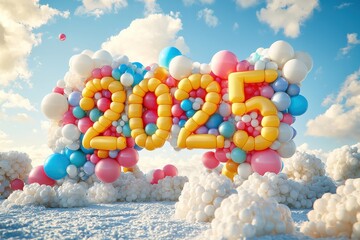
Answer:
top-left (68, 91), bottom-right (82, 107)
top-left (159, 47), bottom-right (182, 69)
top-left (286, 84), bottom-right (300, 96)
top-left (180, 99), bottom-right (193, 111)
top-left (206, 113), bottom-right (223, 129)
top-left (132, 62), bottom-right (143, 69)
top-left (118, 64), bottom-right (127, 73)
top-left (179, 119), bottom-right (186, 128)
top-left (288, 95), bottom-right (308, 116)
top-left (72, 106), bottom-right (86, 119)
top-left (218, 121), bottom-right (236, 138)
top-left (69, 151), bottom-right (87, 167)
top-left (112, 68), bottom-right (121, 80)
top-left (231, 148), bottom-right (246, 163)
top-left (132, 73), bottom-right (143, 87)
top-left (64, 148), bottom-right (75, 158)
top-left (109, 150), bottom-right (119, 158)
top-left (208, 128), bottom-right (219, 135)
top-left (271, 77), bottom-right (289, 92)
top-left (80, 144), bottom-right (94, 154)
top-left (271, 92), bottom-right (291, 111)
top-left (89, 108), bottom-right (102, 121)
top-left (122, 123), bottom-right (132, 137)
top-left (145, 123), bottom-right (157, 135)
top-left (44, 153), bottom-right (70, 180)
top-left (134, 144), bottom-right (143, 151)
top-left (83, 161), bottom-right (95, 175)
top-left (186, 109), bottom-right (196, 118)
top-left (125, 68), bottom-right (134, 75)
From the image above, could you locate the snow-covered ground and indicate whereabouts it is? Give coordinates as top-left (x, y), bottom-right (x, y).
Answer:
top-left (0, 200), bottom-right (338, 240)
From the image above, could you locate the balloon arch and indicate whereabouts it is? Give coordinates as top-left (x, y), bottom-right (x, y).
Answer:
top-left (34, 40), bottom-right (311, 185)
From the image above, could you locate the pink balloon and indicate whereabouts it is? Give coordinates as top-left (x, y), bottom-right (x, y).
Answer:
top-left (126, 138), bottom-right (135, 148)
top-left (10, 178), bottom-right (24, 191)
top-left (211, 50), bottom-right (238, 79)
top-left (92, 68), bottom-right (102, 78)
top-left (95, 158), bottom-right (121, 183)
top-left (59, 33), bottom-right (66, 41)
top-left (117, 148), bottom-right (139, 168)
top-left (171, 104), bottom-right (184, 117)
top-left (202, 151), bottom-right (220, 169)
top-left (62, 110), bottom-right (76, 125)
top-left (101, 65), bottom-right (113, 77)
top-left (163, 164), bottom-right (178, 177)
top-left (97, 98), bottom-right (111, 112)
top-left (196, 88), bottom-right (206, 99)
top-left (282, 113), bottom-right (294, 125)
top-left (28, 165), bottom-right (56, 186)
top-left (52, 87), bottom-right (64, 94)
top-left (236, 60), bottom-right (250, 72)
top-left (152, 169), bottom-right (165, 184)
top-left (165, 76), bottom-right (176, 87)
top-left (143, 92), bottom-right (157, 110)
top-left (251, 149), bottom-right (282, 175)
top-left (90, 154), bottom-right (100, 164)
top-left (78, 117), bottom-right (93, 133)
top-left (260, 85), bottom-right (274, 98)
top-left (215, 148), bottom-right (229, 163)
top-left (143, 110), bottom-right (157, 125)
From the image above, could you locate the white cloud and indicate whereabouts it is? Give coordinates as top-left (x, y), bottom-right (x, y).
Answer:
top-left (0, 0), bottom-right (68, 86)
top-left (0, 90), bottom-right (36, 111)
top-left (297, 143), bottom-right (328, 162)
top-left (183, 0), bottom-right (215, 6)
top-left (0, 130), bottom-right (13, 146)
top-left (197, 8), bottom-right (219, 27)
top-left (336, 2), bottom-right (352, 9)
top-left (340, 33), bottom-right (360, 55)
top-left (256, 0), bottom-right (319, 38)
top-left (139, 0), bottom-right (162, 16)
top-left (306, 68), bottom-right (360, 141)
top-left (75, 0), bottom-right (128, 17)
top-left (235, 0), bottom-right (260, 8)
top-left (102, 13), bottom-right (189, 66)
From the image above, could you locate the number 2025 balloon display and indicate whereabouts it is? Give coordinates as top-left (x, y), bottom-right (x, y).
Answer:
top-left (37, 40), bottom-right (311, 184)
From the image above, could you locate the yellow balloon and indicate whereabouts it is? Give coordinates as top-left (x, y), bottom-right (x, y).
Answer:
top-left (79, 98), bottom-right (95, 111)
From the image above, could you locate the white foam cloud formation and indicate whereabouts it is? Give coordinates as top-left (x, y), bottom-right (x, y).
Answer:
top-left (306, 68), bottom-right (360, 141)
top-left (75, 0), bottom-right (128, 17)
top-left (0, 0), bottom-right (68, 85)
top-left (197, 8), bottom-right (219, 27)
top-left (256, 0), bottom-right (319, 38)
top-left (102, 13), bottom-right (189, 66)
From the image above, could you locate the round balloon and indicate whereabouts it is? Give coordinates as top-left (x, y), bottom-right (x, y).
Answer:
top-left (282, 59), bottom-right (308, 84)
top-left (288, 95), bottom-right (308, 116)
top-left (117, 148), bottom-right (139, 168)
top-left (169, 55), bottom-right (193, 80)
top-left (251, 149), bottom-right (282, 175)
top-left (41, 93), bottom-right (68, 120)
top-left (159, 47), bottom-right (182, 69)
top-left (44, 153), bottom-right (71, 180)
top-left (210, 50), bottom-right (238, 79)
top-left (28, 165), bottom-right (56, 186)
top-left (202, 151), bottom-right (220, 169)
top-left (10, 179), bottom-right (24, 191)
top-left (163, 164), bottom-right (178, 177)
top-left (268, 40), bottom-right (294, 68)
top-left (59, 33), bottom-right (66, 41)
top-left (95, 158), bottom-right (121, 183)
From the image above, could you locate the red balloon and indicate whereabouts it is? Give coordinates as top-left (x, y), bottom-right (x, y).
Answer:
top-left (59, 33), bottom-right (66, 41)
top-left (202, 151), bottom-right (220, 169)
top-left (78, 117), bottom-right (93, 133)
top-left (163, 164), bottom-right (178, 177)
top-left (143, 92), bottom-right (157, 110)
top-left (117, 148), bottom-right (139, 168)
top-left (151, 169), bottom-right (165, 184)
top-left (215, 148), bottom-right (229, 163)
top-left (142, 109), bottom-right (157, 125)
top-left (28, 165), bottom-right (56, 186)
top-left (251, 149), bottom-right (282, 175)
top-left (95, 158), bottom-right (121, 183)
top-left (97, 98), bottom-right (111, 112)
top-left (10, 179), bottom-right (24, 191)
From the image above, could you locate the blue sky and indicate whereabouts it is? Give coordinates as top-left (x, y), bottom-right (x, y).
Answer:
top-left (0, 0), bottom-right (359, 166)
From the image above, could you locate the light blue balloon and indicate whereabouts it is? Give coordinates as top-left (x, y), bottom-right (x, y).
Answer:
top-left (180, 99), bottom-right (192, 111)
top-left (72, 106), bottom-right (86, 119)
top-left (112, 68), bottom-right (121, 80)
top-left (271, 77), bottom-right (289, 92)
top-left (186, 109), bottom-right (196, 118)
top-left (44, 153), bottom-right (70, 180)
top-left (83, 161), bottom-right (95, 175)
top-left (132, 73), bottom-right (143, 87)
top-left (288, 95), bottom-right (308, 116)
top-left (286, 84), bottom-right (300, 96)
top-left (179, 119), bottom-right (186, 128)
top-left (145, 123), bottom-right (157, 135)
top-left (89, 108), bottom-right (102, 121)
top-left (109, 150), bottom-right (119, 158)
top-left (271, 92), bottom-right (291, 111)
top-left (64, 148), bottom-right (75, 158)
top-left (69, 151), bottom-right (87, 167)
top-left (68, 91), bottom-right (82, 107)
top-left (206, 113), bottom-right (223, 129)
top-left (159, 47), bottom-right (182, 69)
top-left (118, 64), bottom-right (127, 74)
top-left (231, 148), bottom-right (246, 164)
top-left (125, 68), bottom-right (134, 75)
top-left (218, 121), bottom-right (236, 138)
top-left (122, 123), bottom-right (132, 137)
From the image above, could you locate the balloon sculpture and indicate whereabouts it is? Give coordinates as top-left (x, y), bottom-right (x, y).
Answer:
top-left (36, 41), bottom-right (311, 184)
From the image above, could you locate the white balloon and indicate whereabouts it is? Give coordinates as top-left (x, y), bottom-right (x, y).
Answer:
top-left (277, 140), bottom-right (296, 158)
top-left (295, 51), bottom-right (313, 72)
top-left (117, 55), bottom-right (129, 65)
top-left (282, 59), bottom-right (308, 84)
top-left (70, 54), bottom-right (94, 77)
top-left (237, 163), bottom-right (253, 179)
top-left (268, 40), bottom-right (295, 68)
top-left (66, 165), bottom-right (78, 178)
top-left (219, 103), bottom-right (231, 117)
top-left (169, 55), bottom-right (193, 80)
top-left (265, 61), bottom-right (278, 70)
top-left (92, 50), bottom-right (113, 67)
top-left (120, 73), bottom-right (134, 87)
top-left (278, 123), bottom-right (293, 143)
top-left (62, 124), bottom-right (81, 141)
top-left (41, 93), bottom-right (68, 120)
top-left (254, 60), bottom-right (266, 70)
top-left (200, 63), bottom-right (211, 74)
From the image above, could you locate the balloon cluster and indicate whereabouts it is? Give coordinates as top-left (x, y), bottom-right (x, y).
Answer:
top-left (36, 40), bottom-right (311, 184)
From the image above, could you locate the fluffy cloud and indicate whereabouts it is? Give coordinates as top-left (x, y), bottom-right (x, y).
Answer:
top-left (75, 0), bottom-right (128, 17)
top-left (139, 0), bottom-right (161, 16)
top-left (102, 13), bottom-right (189, 66)
top-left (183, 0), bottom-right (215, 6)
top-left (197, 8), bottom-right (219, 27)
top-left (256, 0), bottom-right (319, 38)
top-left (0, 0), bottom-right (68, 86)
top-left (335, 2), bottom-right (352, 9)
top-left (235, 0), bottom-right (260, 8)
top-left (0, 90), bottom-right (36, 111)
top-left (340, 33), bottom-right (360, 55)
top-left (306, 68), bottom-right (360, 141)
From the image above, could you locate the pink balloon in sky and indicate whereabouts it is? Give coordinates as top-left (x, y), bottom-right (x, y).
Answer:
top-left (59, 33), bottom-right (66, 41)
